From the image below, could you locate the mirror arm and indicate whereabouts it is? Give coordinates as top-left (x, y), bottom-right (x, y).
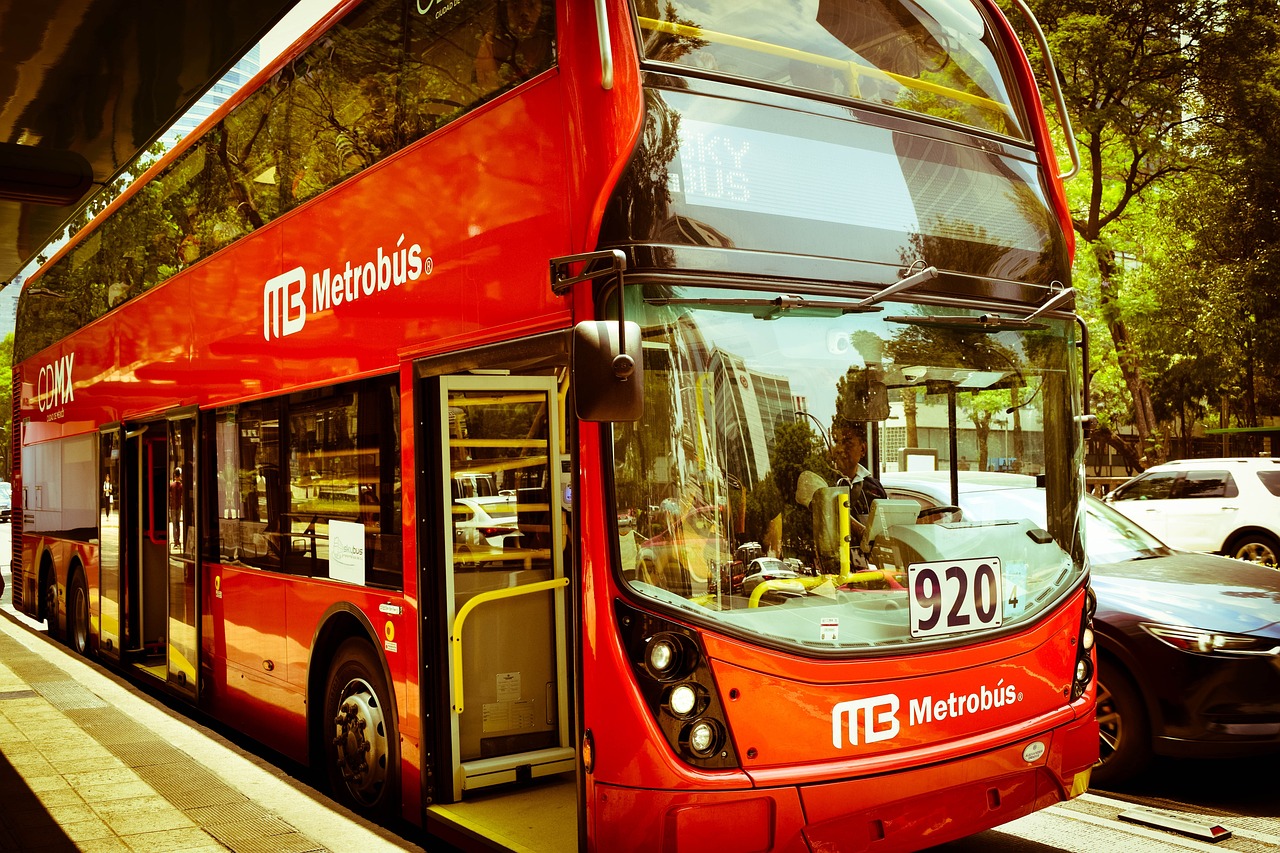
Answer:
top-left (550, 250), bottom-right (633, 380)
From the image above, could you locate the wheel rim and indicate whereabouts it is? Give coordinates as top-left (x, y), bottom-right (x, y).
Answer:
top-left (44, 578), bottom-right (58, 629)
top-left (1236, 541), bottom-right (1278, 566)
top-left (1095, 680), bottom-right (1122, 766)
top-left (331, 677), bottom-right (390, 806)
top-left (72, 585), bottom-right (88, 654)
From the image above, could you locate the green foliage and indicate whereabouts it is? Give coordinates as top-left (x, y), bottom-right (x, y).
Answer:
top-left (1014, 0), bottom-right (1280, 462)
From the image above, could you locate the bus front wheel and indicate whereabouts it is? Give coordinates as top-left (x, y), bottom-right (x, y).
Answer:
top-left (322, 638), bottom-right (398, 817)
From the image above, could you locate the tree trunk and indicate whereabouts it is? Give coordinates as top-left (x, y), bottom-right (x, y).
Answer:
top-left (904, 390), bottom-right (919, 447)
top-left (1095, 244), bottom-right (1163, 467)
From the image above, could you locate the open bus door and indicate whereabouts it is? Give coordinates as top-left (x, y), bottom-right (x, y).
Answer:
top-left (430, 374), bottom-right (575, 801)
top-left (97, 426), bottom-right (123, 662)
top-left (120, 412), bottom-right (199, 700)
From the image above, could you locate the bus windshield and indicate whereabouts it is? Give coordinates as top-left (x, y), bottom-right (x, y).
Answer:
top-left (611, 286), bottom-right (1084, 651)
top-left (632, 0), bottom-right (1026, 139)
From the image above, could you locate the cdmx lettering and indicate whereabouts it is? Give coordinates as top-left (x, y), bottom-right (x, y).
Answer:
top-left (36, 353), bottom-right (75, 413)
top-left (832, 679), bottom-right (1023, 749)
top-left (263, 235), bottom-right (431, 341)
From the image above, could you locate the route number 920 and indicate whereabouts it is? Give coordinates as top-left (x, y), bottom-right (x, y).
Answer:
top-left (908, 557), bottom-right (1003, 639)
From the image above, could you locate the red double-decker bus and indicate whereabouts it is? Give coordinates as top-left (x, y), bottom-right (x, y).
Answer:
top-left (10, 0), bottom-right (1097, 849)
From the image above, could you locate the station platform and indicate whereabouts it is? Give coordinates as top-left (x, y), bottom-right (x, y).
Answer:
top-left (0, 565), bottom-right (428, 853)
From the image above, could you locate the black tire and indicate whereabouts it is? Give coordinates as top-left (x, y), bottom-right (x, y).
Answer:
top-left (1228, 532), bottom-right (1280, 567)
top-left (322, 638), bottom-right (399, 817)
top-left (68, 570), bottom-right (91, 657)
top-left (42, 569), bottom-right (62, 641)
top-left (1093, 659), bottom-right (1151, 787)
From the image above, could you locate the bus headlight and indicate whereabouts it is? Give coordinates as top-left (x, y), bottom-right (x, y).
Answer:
top-left (644, 632), bottom-right (694, 681)
top-left (682, 719), bottom-right (724, 758)
top-left (666, 682), bottom-right (709, 719)
top-left (1071, 586), bottom-right (1096, 700)
top-left (617, 600), bottom-right (739, 770)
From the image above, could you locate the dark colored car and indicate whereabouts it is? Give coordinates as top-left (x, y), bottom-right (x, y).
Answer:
top-left (882, 471), bottom-right (1280, 786)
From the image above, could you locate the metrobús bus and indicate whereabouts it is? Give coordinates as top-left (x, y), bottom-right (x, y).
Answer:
top-left (9, 0), bottom-right (1098, 849)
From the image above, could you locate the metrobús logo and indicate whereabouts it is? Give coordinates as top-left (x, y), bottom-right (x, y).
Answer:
top-left (263, 234), bottom-right (431, 341)
top-left (35, 352), bottom-right (75, 414)
top-left (832, 679), bottom-right (1023, 748)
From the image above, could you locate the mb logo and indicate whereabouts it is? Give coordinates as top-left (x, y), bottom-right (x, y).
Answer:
top-left (832, 694), bottom-right (900, 748)
top-left (263, 267), bottom-right (307, 340)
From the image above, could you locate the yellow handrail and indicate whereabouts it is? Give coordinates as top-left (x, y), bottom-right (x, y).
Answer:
top-left (638, 17), bottom-right (1013, 123)
top-left (746, 569), bottom-right (892, 607)
top-left (450, 577), bottom-right (569, 713)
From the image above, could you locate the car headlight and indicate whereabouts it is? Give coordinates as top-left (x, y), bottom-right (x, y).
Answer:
top-left (1140, 623), bottom-right (1280, 656)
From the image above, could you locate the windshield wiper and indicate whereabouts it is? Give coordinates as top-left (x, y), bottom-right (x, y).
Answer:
top-left (647, 265), bottom-right (939, 319)
top-left (886, 286), bottom-right (1074, 333)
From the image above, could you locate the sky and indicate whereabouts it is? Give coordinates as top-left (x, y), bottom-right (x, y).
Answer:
top-left (0, 0), bottom-right (338, 340)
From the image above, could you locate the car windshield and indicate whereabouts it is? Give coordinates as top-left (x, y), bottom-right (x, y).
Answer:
top-left (632, 0), bottom-right (1026, 138)
top-left (611, 285), bottom-right (1085, 652)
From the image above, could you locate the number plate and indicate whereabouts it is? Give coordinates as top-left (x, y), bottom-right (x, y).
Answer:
top-left (908, 557), bottom-right (1003, 639)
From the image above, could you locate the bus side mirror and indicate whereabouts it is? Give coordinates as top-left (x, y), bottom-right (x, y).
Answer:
top-left (573, 320), bottom-right (644, 422)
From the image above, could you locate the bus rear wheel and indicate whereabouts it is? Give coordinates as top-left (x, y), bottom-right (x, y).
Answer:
top-left (323, 638), bottom-right (398, 817)
top-left (41, 569), bottom-right (61, 641)
top-left (68, 571), bottom-right (90, 657)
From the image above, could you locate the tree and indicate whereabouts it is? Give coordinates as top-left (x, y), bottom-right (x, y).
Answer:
top-left (1026, 0), bottom-right (1221, 467)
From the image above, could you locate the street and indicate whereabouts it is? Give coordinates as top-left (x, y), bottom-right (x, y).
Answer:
top-left (931, 750), bottom-right (1280, 851)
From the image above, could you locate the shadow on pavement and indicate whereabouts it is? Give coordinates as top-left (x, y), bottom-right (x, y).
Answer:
top-left (0, 749), bottom-right (78, 852)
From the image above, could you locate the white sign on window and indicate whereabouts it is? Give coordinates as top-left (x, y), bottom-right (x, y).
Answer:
top-left (329, 519), bottom-right (365, 585)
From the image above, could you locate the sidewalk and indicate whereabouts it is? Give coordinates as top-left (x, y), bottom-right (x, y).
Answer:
top-left (0, 567), bottom-right (426, 853)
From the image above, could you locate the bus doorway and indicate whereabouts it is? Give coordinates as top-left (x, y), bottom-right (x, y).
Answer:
top-left (121, 413), bottom-right (198, 700)
top-left (430, 374), bottom-right (574, 802)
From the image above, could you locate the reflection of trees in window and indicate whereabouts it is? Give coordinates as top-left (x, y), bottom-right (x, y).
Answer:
top-left (16, 0), bottom-right (557, 362)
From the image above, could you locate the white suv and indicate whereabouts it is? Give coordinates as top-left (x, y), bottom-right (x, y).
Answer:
top-left (1104, 457), bottom-right (1280, 565)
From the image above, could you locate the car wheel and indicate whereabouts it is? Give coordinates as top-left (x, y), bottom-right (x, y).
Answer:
top-left (1228, 533), bottom-right (1280, 567)
top-left (1093, 659), bottom-right (1151, 788)
top-left (323, 638), bottom-right (398, 818)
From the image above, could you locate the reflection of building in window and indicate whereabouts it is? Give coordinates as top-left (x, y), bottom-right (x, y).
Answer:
top-left (710, 351), bottom-right (794, 490)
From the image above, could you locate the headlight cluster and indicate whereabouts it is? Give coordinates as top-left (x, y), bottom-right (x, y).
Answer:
top-left (1141, 623), bottom-right (1280, 656)
top-left (1071, 585), bottom-right (1096, 700)
top-left (616, 599), bottom-right (738, 769)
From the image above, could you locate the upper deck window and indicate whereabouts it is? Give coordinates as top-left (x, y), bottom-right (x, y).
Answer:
top-left (632, 0), bottom-right (1027, 139)
top-left (15, 0), bottom-right (556, 362)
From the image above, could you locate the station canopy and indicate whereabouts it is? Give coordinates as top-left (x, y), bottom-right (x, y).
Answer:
top-left (0, 0), bottom-right (301, 285)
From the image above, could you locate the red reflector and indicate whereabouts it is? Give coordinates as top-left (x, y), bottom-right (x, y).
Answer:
top-left (667, 798), bottom-right (774, 853)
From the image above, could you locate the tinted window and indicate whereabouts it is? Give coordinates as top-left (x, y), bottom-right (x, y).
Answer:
top-left (1257, 470), bottom-right (1280, 497)
top-left (1111, 471), bottom-right (1176, 501)
top-left (601, 88), bottom-right (1069, 286)
top-left (17, 0), bottom-right (557, 362)
top-left (633, 0), bottom-right (1026, 138)
top-left (1174, 470), bottom-right (1235, 499)
top-left (209, 374), bottom-right (402, 589)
